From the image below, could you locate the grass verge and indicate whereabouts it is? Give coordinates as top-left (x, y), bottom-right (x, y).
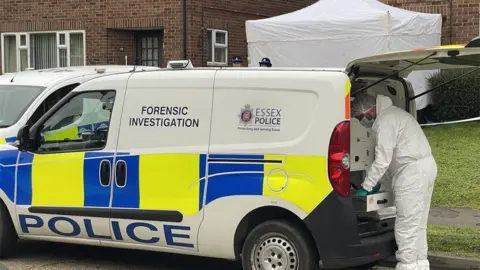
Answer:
top-left (428, 224), bottom-right (480, 258)
top-left (423, 121), bottom-right (480, 209)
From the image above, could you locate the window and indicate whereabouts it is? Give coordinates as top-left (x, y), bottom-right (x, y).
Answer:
top-left (207, 29), bottom-right (228, 65)
top-left (1, 31), bottom-right (85, 74)
top-left (35, 91), bottom-right (115, 153)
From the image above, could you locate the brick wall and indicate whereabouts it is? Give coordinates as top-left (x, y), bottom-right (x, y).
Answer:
top-left (0, 0), bottom-right (479, 72)
top-left (190, 0), bottom-right (480, 67)
top-left (0, 0), bottom-right (182, 71)
top-left (107, 30), bottom-right (134, 65)
top-left (0, 0), bottom-right (317, 71)
top-left (187, 0), bottom-right (317, 66)
top-left (382, 0), bottom-right (480, 45)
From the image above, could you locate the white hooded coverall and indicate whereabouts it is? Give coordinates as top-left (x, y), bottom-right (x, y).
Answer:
top-left (361, 95), bottom-right (437, 270)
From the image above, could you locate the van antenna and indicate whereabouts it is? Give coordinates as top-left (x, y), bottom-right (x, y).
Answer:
top-left (10, 71), bottom-right (19, 83)
top-left (130, 61), bottom-right (137, 72)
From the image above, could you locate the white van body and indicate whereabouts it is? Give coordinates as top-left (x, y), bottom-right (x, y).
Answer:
top-left (0, 45), bottom-right (479, 270)
top-left (0, 65), bottom-right (160, 144)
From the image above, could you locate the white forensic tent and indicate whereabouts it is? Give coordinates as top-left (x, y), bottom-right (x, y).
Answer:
top-left (246, 0), bottom-right (442, 109)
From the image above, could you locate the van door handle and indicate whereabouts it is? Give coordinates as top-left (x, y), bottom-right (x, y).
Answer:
top-left (99, 160), bottom-right (111, 186)
top-left (115, 160), bottom-right (127, 188)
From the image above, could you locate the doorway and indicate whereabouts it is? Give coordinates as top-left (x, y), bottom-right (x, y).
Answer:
top-left (134, 30), bottom-right (163, 67)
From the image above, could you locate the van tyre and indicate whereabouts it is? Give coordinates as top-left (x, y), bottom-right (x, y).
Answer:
top-left (0, 204), bottom-right (17, 258)
top-left (241, 220), bottom-right (317, 270)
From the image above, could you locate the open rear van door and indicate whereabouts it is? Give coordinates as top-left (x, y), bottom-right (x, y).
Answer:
top-left (346, 37), bottom-right (480, 100)
top-left (346, 42), bottom-right (480, 78)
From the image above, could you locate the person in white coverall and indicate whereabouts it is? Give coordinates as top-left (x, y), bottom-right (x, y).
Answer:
top-left (351, 94), bottom-right (437, 270)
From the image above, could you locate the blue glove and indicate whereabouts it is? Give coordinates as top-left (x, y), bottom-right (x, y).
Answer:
top-left (371, 183), bottom-right (381, 194)
top-left (354, 188), bottom-right (369, 197)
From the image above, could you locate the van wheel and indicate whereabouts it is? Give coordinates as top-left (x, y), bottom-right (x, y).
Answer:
top-left (0, 204), bottom-right (17, 258)
top-left (241, 220), bottom-right (317, 270)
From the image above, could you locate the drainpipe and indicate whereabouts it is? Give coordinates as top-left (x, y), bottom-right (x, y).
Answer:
top-left (449, 0), bottom-right (453, 44)
top-left (183, 0), bottom-right (188, 59)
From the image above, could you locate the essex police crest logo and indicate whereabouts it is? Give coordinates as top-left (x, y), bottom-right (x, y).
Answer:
top-left (238, 104), bottom-right (254, 126)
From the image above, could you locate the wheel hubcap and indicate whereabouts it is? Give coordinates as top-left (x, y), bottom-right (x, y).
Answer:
top-left (252, 236), bottom-right (298, 270)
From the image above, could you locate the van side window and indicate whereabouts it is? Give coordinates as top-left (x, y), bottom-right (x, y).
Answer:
top-left (34, 90), bottom-right (116, 154)
top-left (28, 83), bottom-right (80, 126)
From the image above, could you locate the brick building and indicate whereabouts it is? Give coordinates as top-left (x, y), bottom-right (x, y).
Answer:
top-left (0, 0), bottom-right (478, 74)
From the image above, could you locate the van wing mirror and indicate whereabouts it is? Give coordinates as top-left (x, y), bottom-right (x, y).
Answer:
top-left (16, 125), bottom-right (31, 152)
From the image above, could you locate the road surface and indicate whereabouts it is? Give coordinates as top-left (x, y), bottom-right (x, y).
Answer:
top-left (0, 240), bottom-right (392, 270)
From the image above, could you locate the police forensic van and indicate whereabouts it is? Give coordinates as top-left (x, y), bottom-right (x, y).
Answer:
top-left (0, 65), bottom-right (160, 144)
top-left (0, 45), bottom-right (479, 270)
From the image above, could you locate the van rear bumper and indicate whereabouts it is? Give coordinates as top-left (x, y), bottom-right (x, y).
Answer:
top-left (319, 232), bottom-right (396, 268)
top-left (303, 192), bottom-right (397, 269)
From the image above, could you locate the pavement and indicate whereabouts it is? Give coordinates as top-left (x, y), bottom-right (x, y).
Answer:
top-left (428, 207), bottom-right (480, 228)
top-left (0, 240), bottom-right (242, 270)
top-left (0, 240), bottom-right (392, 270)
top-left (381, 255), bottom-right (480, 270)
top-left (0, 239), bottom-right (477, 270)
top-left (1, 239), bottom-right (477, 270)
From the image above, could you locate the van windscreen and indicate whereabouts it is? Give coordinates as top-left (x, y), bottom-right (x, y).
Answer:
top-left (0, 85), bottom-right (46, 128)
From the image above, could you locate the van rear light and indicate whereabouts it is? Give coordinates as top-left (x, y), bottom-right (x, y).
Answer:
top-left (328, 121), bottom-right (350, 197)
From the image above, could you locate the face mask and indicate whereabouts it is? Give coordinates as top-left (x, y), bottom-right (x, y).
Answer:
top-left (360, 117), bottom-right (374, 128)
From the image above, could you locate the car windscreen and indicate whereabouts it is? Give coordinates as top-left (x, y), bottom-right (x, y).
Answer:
top-left (0, 85), bottom-right (46, 128)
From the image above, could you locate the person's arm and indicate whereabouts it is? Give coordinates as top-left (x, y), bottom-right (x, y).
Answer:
top-left (362, 120), bottom-right (396, 192)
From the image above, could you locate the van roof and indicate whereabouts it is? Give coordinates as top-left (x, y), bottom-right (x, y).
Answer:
top-left (140, 66), bottom-right (346, 72)
top-left (222, 67), bottom-right (345, 72)
top-left (0, 65), bottom-right (160, 87)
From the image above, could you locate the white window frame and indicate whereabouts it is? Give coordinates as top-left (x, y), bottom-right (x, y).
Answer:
top-left (207, 29), bottom-right (228, 66)
top-left (57, 32), bottom-right (69, 67)
top-left (1, 30), bottom-right (86, 74)
top-left (17, 33), bottom-right (29, 72)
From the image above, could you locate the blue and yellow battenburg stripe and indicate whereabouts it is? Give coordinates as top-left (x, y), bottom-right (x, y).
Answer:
top-left (0, 137), bottom-right (17, 144)
top-left (0, 150), bottom-right (19, 202)
top-left (1, 151), bottom-right (332, 216)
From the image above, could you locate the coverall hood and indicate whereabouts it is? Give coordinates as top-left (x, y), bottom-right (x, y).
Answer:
top-left (376, 94), bottom-right (393, 115)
